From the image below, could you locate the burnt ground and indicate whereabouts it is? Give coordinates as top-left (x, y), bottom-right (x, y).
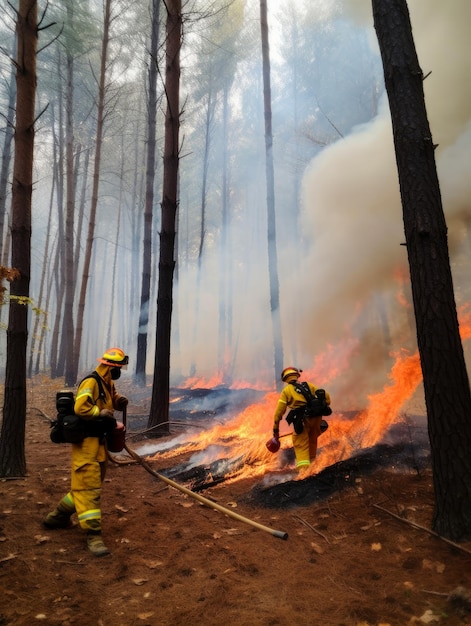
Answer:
top-left (1, 378), bottom-right (471, 626)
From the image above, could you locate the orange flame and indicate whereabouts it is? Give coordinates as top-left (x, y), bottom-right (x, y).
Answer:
top-left (145, 305), bottom-right (471, 484)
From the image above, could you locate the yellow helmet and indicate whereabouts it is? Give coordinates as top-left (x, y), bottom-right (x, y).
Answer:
top-left (98, 347), bottom-right (129, 367)
top-left (280, 367), bottom-right (301, 382)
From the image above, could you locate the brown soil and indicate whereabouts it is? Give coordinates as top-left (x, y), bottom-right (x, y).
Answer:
top-left (1, 379), bottom-right (471, 626)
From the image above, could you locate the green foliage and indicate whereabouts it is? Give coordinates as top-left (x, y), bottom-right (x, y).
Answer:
top-left (0, 294), bottom-right (48, 328)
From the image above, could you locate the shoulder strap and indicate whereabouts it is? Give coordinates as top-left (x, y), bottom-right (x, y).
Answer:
top-left (290, 381), bottom-right (314, 403)
top-left (79, 371), bottom-right (106, 401)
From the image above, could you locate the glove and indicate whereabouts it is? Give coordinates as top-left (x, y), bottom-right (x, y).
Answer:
top-left (98, 410), bottom-right (117, 429)
top-left (103, 416), bottom-right (117, 431)
top-left (116, 396), bottom-right (128, 411)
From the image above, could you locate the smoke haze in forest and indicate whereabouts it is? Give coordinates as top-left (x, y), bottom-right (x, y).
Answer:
top-left (279, 0), bottom-right (471, 406)
top-left (165, 0), bottom-right (471, 406)
top-left (3, 1), bottom-right (470, 408)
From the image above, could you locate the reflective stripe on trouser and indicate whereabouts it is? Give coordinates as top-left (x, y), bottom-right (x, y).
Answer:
top-left (57, 492), bottom-right (76, 515)
top-left (70, 436), bottom-right (107, 532)
top-left (292, 416), bottom-right (322, 469)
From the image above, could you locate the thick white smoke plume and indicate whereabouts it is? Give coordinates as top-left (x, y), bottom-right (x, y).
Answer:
top-left (294, 0), bottom-right (471, 406)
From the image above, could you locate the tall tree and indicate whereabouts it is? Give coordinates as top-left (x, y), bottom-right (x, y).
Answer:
top-left (148, 0), bottom-right (181, 432)
top-left (0, 45), bottom-right (16, 345)
top-left (73, 0), bottom-right (112, 385)
top-left (373, 0), bottom-right (471, 541)
top-left (260, 0), bottom-right (283, 388)
top-left (0, 0), bottom-right (38, 477)
top-left (184, 1), bottom-right (246, 383)
top-left (135, 0), bottom-right (161, 387)
top-left (62, 2), bottom-right (76, 386)
top-left (0, 36), bottom-right (16, 262)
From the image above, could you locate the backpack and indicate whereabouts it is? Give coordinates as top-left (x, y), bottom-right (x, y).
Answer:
top-left (292, 382), bottom-right (332, 418)
top-left (50, 372), bottom-right (107, 444)
top-left (285, 382), bottom-right (332, 434)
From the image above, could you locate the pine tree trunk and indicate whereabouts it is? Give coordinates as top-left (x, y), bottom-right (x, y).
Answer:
top-left (0, 0), bottom-right (38, 477)
top-left (73, 0), bottom-right (111, 384)
top-left (0, 43), bottom-right (15, 261)
top-left (135, 0), bottom-right (161, 387)
top-left (260, 0), bottom-right (283, 389)
top-left (373, 0), bottom-right (471, 541)
top-left (148, 0), bottom-right (182, 431)
top-left (63, 19), bottom-right (76, 386)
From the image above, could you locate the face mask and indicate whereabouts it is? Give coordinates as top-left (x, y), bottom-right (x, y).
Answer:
top-left (110, 367), bottom-right (121, 380)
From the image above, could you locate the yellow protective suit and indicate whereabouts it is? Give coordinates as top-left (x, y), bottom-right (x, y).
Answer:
top-left (273, 380), bottom-right (331, 470)
top-left (55, 364), bottom-right (126, 532)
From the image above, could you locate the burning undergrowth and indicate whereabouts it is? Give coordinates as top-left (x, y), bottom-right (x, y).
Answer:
top-left (116, 308), bottom-right (471, 511)
top-left (124, 381), bottom-right (431, 503)
top-left (148, 418), bottom-right (430, 501)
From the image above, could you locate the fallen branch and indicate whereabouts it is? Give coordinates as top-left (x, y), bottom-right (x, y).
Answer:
top-left (292, 515), bottom-right (330, 543)
top-left (33, 407), bottom-right (53, 423)
top-left (124, 443), bottom-right (289, 540)
top-left (0, 554), bottom-right (18, 563)
top-left (372, 503), bottom-right (471, 556)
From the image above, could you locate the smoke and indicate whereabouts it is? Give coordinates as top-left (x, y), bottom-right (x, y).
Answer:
top-left (166, 0), bottom-right (471, 407)
top-left (294, 0), bottom-right (471, 405)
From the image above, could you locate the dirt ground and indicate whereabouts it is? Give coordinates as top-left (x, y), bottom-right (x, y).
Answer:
top-left (1, 379), bottom-right (471, 626)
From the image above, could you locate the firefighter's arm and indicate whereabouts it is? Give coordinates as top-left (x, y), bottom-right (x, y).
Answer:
top-left (111, 385), bottom-right (128, 411)
top-left (75, 379), bottom-right (111, 420)
top-left (273, 390), bottom-right (289, 435)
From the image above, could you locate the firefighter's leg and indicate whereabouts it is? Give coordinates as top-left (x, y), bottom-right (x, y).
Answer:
top-left (307, 417), bottom-right (322, 462)
top-left (291, 430), bottom-right (311, 470)
top-left (71, 438), bottom-right (110, 556)
top-left (43, 492), bottom-right (76, 529)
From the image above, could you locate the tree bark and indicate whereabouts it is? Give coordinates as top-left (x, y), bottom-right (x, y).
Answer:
top-left (73, 0), bottom-right (111, 384)
top-left (63, 5), bottom-right (76, 385)
top-left (148, 0), bottom-right (181, 431)
top-left (188, 86), bottom-right (215, 378)
top-left (0, 0), bottom-right (37, 477)
top-left (260, 0), bottom-right (283, 389)
top-left (135, 0), bottom-right (161, 387)
top-left (373, 0), bottom-right (471, 541)
top-left (0, 39), bottom-right (16, 262)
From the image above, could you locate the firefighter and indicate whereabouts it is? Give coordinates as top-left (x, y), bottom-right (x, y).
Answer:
top-left (43, 348), bottom-right (129, 556)
top-left (271, 367), bottom-right (331, 471)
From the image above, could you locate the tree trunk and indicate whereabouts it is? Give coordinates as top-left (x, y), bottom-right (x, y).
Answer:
top-left (372, 0), bottom-right (471, 541)
top-left (28, 160), bottom-right (55, 376)
top-left (63, 13), bottom-right (76, 386)
top-left (260, 0), bottom-right (283, 389)
top-left (217, 82), bottom-right (231, 384)
top-left (0, 0), bottom-right (37, 477)
top-left (51, 55), bottom-right (66, 379)
top-left (0, 40), bottom-right (16, 261)
top-left (188, 86), bottom-right (215, 378)
top-left (135, 0), bottom-right (161, 387)
top-left (148, 0), bottom-right (181, 432)
top-left (73, 0), bottom-right (111, 383)
top-left (0, 47), bottom-right (16, 344)
top-left (106, 127), bottom-right (126, 347)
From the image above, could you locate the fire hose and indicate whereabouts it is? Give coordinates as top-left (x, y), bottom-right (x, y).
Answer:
top-left (116, 409), bottom-right (288, 540)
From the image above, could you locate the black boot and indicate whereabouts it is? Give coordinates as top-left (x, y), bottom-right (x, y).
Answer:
top-left (43, 508), bottom-right (72, 529)
top-left (86, 532), bottom-right (110, 557)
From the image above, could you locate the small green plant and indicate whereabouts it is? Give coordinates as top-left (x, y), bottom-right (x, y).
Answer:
top-left (0, 266), bottom-right (48, 328)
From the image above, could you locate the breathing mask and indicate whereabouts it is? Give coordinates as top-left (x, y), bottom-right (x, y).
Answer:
top-left (110, 367), bottom-right (121, 380)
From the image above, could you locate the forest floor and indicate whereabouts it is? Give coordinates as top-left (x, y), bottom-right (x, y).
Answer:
top-left (1, 377), bottom-right (471, 626)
